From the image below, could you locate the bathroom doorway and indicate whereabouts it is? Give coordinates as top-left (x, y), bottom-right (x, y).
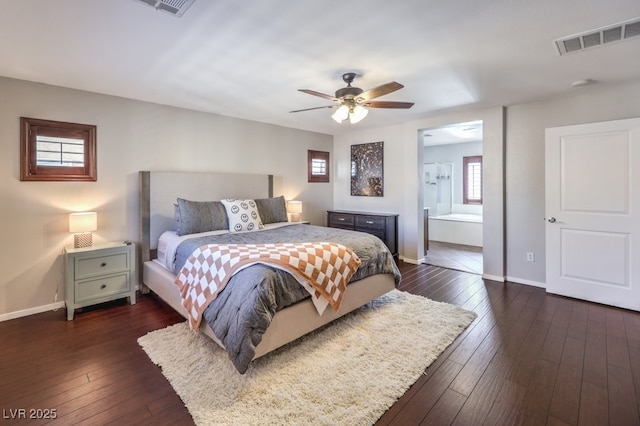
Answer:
top-left (422, 121), bottom-right (483, 274)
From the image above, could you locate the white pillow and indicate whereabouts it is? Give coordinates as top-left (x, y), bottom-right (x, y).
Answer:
top-left (220, 199), bottom-right (264, 232)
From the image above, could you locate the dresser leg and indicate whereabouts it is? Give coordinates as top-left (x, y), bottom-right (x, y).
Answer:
top-left (66, 308), bottom-right (74, 321)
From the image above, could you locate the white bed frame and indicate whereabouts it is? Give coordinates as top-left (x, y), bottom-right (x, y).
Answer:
top-left (138, 171), bottom-right (395, 359)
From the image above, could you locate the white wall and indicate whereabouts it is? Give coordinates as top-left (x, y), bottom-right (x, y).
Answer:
top-left (0, 77), bottom-right (333, 319)
top-left (4, 76), bottom-right (640, 319)
top-left (505, 81), bottom-right (640, 286)
top-left (332, 125), bottom-right (406, 214)
top-left (334, 80), bottom-right (640, 287)
top-left (334, 107), bottom-right (505, 281)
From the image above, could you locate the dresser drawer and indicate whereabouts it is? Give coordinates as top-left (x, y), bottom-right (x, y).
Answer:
top-left (75, 252), bottom-right (129, 279)
top-left (76, 273), bottom-right (130, 303)
top-left (363, 229), bottom-right (386, 242)
top-left (327, 210), bottom-right (398, 259)
top-left (355, 215), bottom-right (386, 230)
top-left (329, 212), bottom-right (355, 229)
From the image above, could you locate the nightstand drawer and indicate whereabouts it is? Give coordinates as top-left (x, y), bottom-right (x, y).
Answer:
top-left (65, 242), bottom-right (136, 320)
top-left (76, 273), bottom-right (130, 302)
top-left (75, 252), bottom-right (128, 279)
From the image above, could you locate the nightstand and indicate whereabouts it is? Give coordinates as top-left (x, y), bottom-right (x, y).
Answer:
top-left (64, 242), bottom-right (136, 320)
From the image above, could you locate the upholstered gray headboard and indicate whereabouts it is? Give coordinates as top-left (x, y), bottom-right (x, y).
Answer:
top-left (138, 171), bottom-right (273, 263)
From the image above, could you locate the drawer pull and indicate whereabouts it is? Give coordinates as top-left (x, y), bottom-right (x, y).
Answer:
top-left (338, 218), bottom-right (345, 221)
top-left (100, 262), bottom-right (107, 267)
top-left (365, 220), bottom-right (374, 224)
top-left (100, 284), bottom-right (107, 289)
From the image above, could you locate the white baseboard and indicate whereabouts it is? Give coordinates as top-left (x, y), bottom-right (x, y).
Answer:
top-left (482, 273), bottom-right (505, 282)
top-left (0, 301), bottom-right (65, 323)
top-left (399, 256), bottom-right (421, 265)
top-left (506, 276), bottom-right (546, 288)
top-left (1, 286), bottom-right (142, 322)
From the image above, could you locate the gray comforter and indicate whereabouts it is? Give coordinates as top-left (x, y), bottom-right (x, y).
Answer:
top-left (174, 223), bottom-right (401, 373)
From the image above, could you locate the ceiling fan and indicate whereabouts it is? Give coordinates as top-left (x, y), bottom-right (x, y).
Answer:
top-left (290, 73), bottom-right (414, 124)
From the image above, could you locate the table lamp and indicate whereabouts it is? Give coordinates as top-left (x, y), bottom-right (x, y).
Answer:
top-left (69, 212), bottom-right (97, 248)
top-left (287, 200), bottom-right (302, 222)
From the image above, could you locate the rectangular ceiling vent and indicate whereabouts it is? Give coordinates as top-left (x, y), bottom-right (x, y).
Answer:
top-left (134, 0), bottom-right (196, 17)
top-left (555, 17), bottom-right (640, 55)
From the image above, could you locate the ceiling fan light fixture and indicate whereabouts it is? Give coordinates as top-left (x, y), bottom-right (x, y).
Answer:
top-left (293, 72), bottom-right (412, 124)
top-left (332, 105), bottom-right (349, 123)
top-left (349, 105), bottom-right (368, 124)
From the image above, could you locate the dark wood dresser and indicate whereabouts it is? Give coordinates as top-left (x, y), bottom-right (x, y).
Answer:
top-left (327, 210), bottom-right (398, 258)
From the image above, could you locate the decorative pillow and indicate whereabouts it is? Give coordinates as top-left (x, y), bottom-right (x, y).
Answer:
top-left (255, 195), bottom-right (288, 224)
top-left (221, 199), bottom-right (264, 232)
top-left (175, 198), bottom-right (229, 236)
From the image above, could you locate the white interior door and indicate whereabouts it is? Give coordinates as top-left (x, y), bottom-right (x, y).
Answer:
top-left (545, 118), bottom-right (640, 311)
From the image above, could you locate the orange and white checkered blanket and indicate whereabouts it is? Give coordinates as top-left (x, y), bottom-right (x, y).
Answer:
top-left (175, 242), bottom-right (361, 330)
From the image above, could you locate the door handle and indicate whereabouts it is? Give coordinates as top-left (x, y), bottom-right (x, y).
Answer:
top-left (545, 217), bottom-right (557, 223)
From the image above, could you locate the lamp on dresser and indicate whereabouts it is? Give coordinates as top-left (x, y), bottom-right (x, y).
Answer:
top-left (69, 212), bottom-right (97, 248)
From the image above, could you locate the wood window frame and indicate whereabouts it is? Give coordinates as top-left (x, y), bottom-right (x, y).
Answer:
top-left (20, 117), bottom-right (97, 181)
top-left (463, 155), bottom-right (482, 205)
top-left (308, 150), bottom-right (330, 183)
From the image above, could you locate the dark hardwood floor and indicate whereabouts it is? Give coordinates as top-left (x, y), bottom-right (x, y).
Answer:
top-left (2, 262), bottom-right (640, 425)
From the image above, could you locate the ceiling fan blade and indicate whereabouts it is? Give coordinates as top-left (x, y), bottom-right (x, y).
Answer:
top-left (298, 89), bottom-right (337, 101)
top-left (357, 82), bottom-right (404, 101)
top-left (289, 105), bottom-right (336, 113)
top-left (363, 101), bottom-right (414, 109)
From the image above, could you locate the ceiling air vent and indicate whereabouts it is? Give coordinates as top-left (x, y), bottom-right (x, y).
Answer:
top-left (555, 17), bottom-right (640, 55)
top-left (134, 0), bottom-right (196, 17)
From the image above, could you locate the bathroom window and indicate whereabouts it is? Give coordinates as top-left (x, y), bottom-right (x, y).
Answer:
top-left (463, 155), bottom-right (482, 205)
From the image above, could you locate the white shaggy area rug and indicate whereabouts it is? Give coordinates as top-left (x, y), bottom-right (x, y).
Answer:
top-left (138, 289), bottom-right (476, 425)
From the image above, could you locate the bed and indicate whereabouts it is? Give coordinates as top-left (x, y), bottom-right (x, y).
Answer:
top-left (138, 171), bottom-right (400, 373)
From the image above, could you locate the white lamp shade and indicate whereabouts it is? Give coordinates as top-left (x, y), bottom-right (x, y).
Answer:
top-left (69, 212), bottom-right (97, 233)
top-left (286, 200), bottom-right (302, 214)
top-left (331, 105), bottom-right (349, 123)
top-left (349, 105), bottom-right (369, 124)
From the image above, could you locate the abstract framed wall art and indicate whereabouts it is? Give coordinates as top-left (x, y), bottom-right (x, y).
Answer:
top-left (350, 141), bottom-right (384, 196)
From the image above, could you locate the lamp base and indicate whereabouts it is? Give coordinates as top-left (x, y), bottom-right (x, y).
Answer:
top-left (290, 213), bottom-right (301, 222)
top-left (74, 232), bottom-right (93, 248)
